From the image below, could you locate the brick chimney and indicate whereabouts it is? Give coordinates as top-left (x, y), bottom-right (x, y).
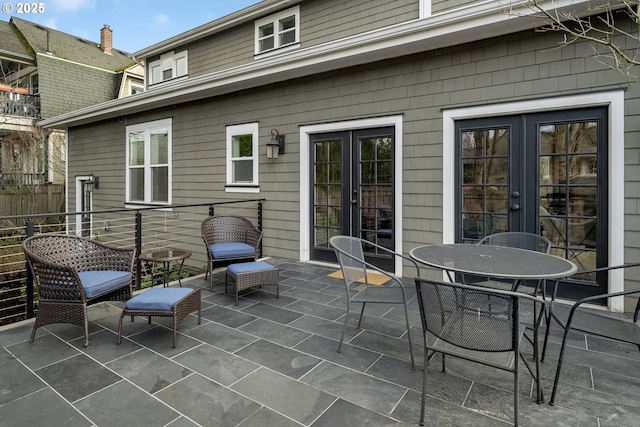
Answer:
top-left (100, 24), bottom-right (112, 54)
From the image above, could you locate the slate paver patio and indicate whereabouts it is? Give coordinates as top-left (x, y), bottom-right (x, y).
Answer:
top-left (1, 257), bottom-right (639, 426)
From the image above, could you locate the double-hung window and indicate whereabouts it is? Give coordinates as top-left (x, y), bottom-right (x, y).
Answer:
top-left (126, 119), bottom-right (172, 204)
top-left (255, 6), bottom-right (300, 55)
top-left (226, 123), bottom-right (259, 192)
top-left (149, 50), bottom-right (187, 85)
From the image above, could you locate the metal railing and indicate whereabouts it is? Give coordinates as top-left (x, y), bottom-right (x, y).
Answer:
top-left (0, 93), bottom-right (40, 118)
top-left (0, 199), bottom-right (264, 326)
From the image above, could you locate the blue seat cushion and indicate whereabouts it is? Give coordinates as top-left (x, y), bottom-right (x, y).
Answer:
top-left (125, 287), bottom-right (195, 312)
top-left (227, 261), bottom-right (274, 277)
top-left (209, 242), bottom-right (255, 259)
top-left (78, 271), bottom-right (131, 298)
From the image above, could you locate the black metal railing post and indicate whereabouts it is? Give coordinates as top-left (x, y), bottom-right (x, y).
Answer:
top-left (135, 211), bottom-right (142, 290)
top-left (25, 218), bottom-right (35, 318)
top-left (257, 200), bottom-right (263, 257)
top-left (209, 205), bottom-right (215, 216)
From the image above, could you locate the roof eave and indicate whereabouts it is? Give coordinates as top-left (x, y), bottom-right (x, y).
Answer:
top-left (39, 0), bottom-right (598, 130)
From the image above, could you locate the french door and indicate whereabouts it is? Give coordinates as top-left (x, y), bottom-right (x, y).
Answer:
top-left (310, 127), bottom-right (394, 270)
top-left (455, 107), bottom-right (608, 299)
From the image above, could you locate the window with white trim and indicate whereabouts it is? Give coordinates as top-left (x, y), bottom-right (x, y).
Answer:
top-left (126, 119), bottom-right (172, 204)
top-left (255, 6), bottom-right (300, 55)
top-left (148, 50), bottom-right (187, 85)
top-left (226, 123), bottom-right (259, 191)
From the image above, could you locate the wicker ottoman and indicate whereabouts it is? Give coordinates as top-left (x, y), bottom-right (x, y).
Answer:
top-left (117, 287), bottom-right (201, 348)
top-left (225, 261), bottom-right (279, 305)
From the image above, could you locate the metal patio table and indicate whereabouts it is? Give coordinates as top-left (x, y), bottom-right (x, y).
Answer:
top-left (409, 244), bottom-right (577, 290)
top-left (139, 247), bottom-right (192, 287)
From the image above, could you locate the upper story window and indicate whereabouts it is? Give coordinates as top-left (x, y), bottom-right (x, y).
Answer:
top-left (255, 6), bottom-right (300, 55)
top-left (126, 118), bottom-right (172, 205)
top-left (226, 123), bottom-right (259, 192)
top-left (148, 50), bottom-right (187, 85)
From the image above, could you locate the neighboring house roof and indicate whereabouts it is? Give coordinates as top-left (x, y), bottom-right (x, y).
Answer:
top-left (0, 19), bottom-right (35, 64)
top-left (38, 0), bottom-right (597, 129)
top-left (10, 17), bottom-right (133, 71)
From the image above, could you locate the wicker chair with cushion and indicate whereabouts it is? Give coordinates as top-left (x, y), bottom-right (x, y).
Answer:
top-left (22, 234), bottom-right (134, 347)
top-left (201, 215), bottom-right (262, 290)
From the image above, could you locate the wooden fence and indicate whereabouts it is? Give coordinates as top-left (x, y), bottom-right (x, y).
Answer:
top-left (0, 184), bottom-right (65, 218)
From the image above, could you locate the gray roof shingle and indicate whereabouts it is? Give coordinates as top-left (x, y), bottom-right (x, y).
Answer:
top-left (10, 17), bottom-right (134, 71)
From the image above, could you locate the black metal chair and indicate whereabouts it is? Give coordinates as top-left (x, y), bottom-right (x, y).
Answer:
top-left (476, 231), bottom-right (552, 294)
top-left (329, 235), bottom-right (419, 369)
top-left (543, 262), bottom-right (640, 405)
top-left (414, 277), bottom-right (545, 426)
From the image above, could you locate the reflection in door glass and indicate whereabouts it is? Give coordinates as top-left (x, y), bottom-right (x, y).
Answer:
top-left (539, 121), bottom-right (598, 279)
top-left (460, 127), bottom-right (509, 241)
top-left (314, 140), bottom-right (342, 248)
top-left (359, 136), bottom-right (393, 255)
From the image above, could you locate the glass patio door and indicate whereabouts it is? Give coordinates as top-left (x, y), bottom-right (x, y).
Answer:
top-left (455, 107), bottom-right (608, 299)
top-left (310, 128), bottom-right (394, 270)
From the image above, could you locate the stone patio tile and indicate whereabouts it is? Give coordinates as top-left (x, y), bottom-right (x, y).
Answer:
top-left (234, 339), bottom-right (320, 379)
top-left (185, 321), bottom-right (258, 352)
top-left (238, 318), bottom-right (312, 347)
top-left (288, 314), bottom-right (361, 343)
top-left (237, 406), bottom-right (304, 427)
top-left (348, 329), bottom-right (417, 365)
top-left (7, 333), bottom-right (81, 370)
top-left (310, 398), bottom-right (406, 427)
top-left (0, 347), bottom-right (47, 406)
top-left (0, 388), bottom-right (91, 427)
top-left (106, 347), bottom-right (192, 393)
top-left (0, 321), bottom-right (33, 347)
top-left (35, 353), bottom-right (122, 402)
top-left (200, 304), bottom-right (257, 328)
top-left (156, 373), bottom-right (261, 427)
top-left (69, 328), bottom-right (141, 364)
top-left (391, 389), bottom-right (511, 426)
top-left (75, 380), bottom-right (180, 427)
top-left (123, 324), bottom-right (201, 356)
top-left (231, 367), bottom-right (336, 425)
top-left (280, 276), bottom-right (332, 292)
top-left (173, 343), bottom-right (259, 386)
top-left (281, 287), bottom-right (337, 304)
top-left (285, 299), bottom-right (346, 321)
top-left (293, 334), bottom-right (381, 372)
top-left (300, 361), bottom-right (406, 415)
top-left (240, 302), bottom-right (304, 325)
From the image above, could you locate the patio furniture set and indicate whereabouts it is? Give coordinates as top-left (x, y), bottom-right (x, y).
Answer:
top-left (20, 224), bottom-right (640, 426)
top-left (329, 233), bottom-right (640, 426)
top-left (22, 215), bottom-right (278, 349)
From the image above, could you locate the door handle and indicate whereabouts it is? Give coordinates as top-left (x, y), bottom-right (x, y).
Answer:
top-left (511, 204), bottom-right (520, 211)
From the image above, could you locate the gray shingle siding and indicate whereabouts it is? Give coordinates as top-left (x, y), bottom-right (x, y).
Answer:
top-left (37, 54), bottom-right (119, 118)
top-left (69, 22), bottom-right (640, 275)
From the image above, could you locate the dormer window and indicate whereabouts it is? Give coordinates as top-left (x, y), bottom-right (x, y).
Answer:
top-left (148, 50), bottom-right (188, 85)
top-left (255, 6), bottom-right (300, 55)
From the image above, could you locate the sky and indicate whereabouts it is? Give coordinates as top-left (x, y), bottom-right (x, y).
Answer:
top-left (1, 0), bottom-right (259, 53)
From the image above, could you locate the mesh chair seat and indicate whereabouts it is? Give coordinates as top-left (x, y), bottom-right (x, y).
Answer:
top-left (543, 262), bottom-right (640, 405)
top-left (415, 278), bottom-right (545, 427)
top-left (329, 235), bottom-right (420, 369)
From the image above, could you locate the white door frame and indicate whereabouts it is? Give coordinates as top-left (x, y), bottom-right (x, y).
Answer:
top-left (74, 175), bottom-right (94, 236)
top-left (442, 91), bottom-right (625, 311)
top-left (299, 115), bottom-right (405, 276)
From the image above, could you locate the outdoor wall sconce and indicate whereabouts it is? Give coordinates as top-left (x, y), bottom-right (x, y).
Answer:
top-left (266, 128), bottom-right (285, 159)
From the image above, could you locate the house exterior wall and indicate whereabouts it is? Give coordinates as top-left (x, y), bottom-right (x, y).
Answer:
top-left (37, 54), bottom-right (119, 118)
top-left (432, 0), bottom-right (477, 14)
top-left (159, 0), bottom-right (420, 80)
top-left (67, 21), bottom-right (640, 311)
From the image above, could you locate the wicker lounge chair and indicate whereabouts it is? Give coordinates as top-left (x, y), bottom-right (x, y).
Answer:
top-left (201, 215), bottom-right (262, 289)
top-left (22, 234), bottom-right (134, 347)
